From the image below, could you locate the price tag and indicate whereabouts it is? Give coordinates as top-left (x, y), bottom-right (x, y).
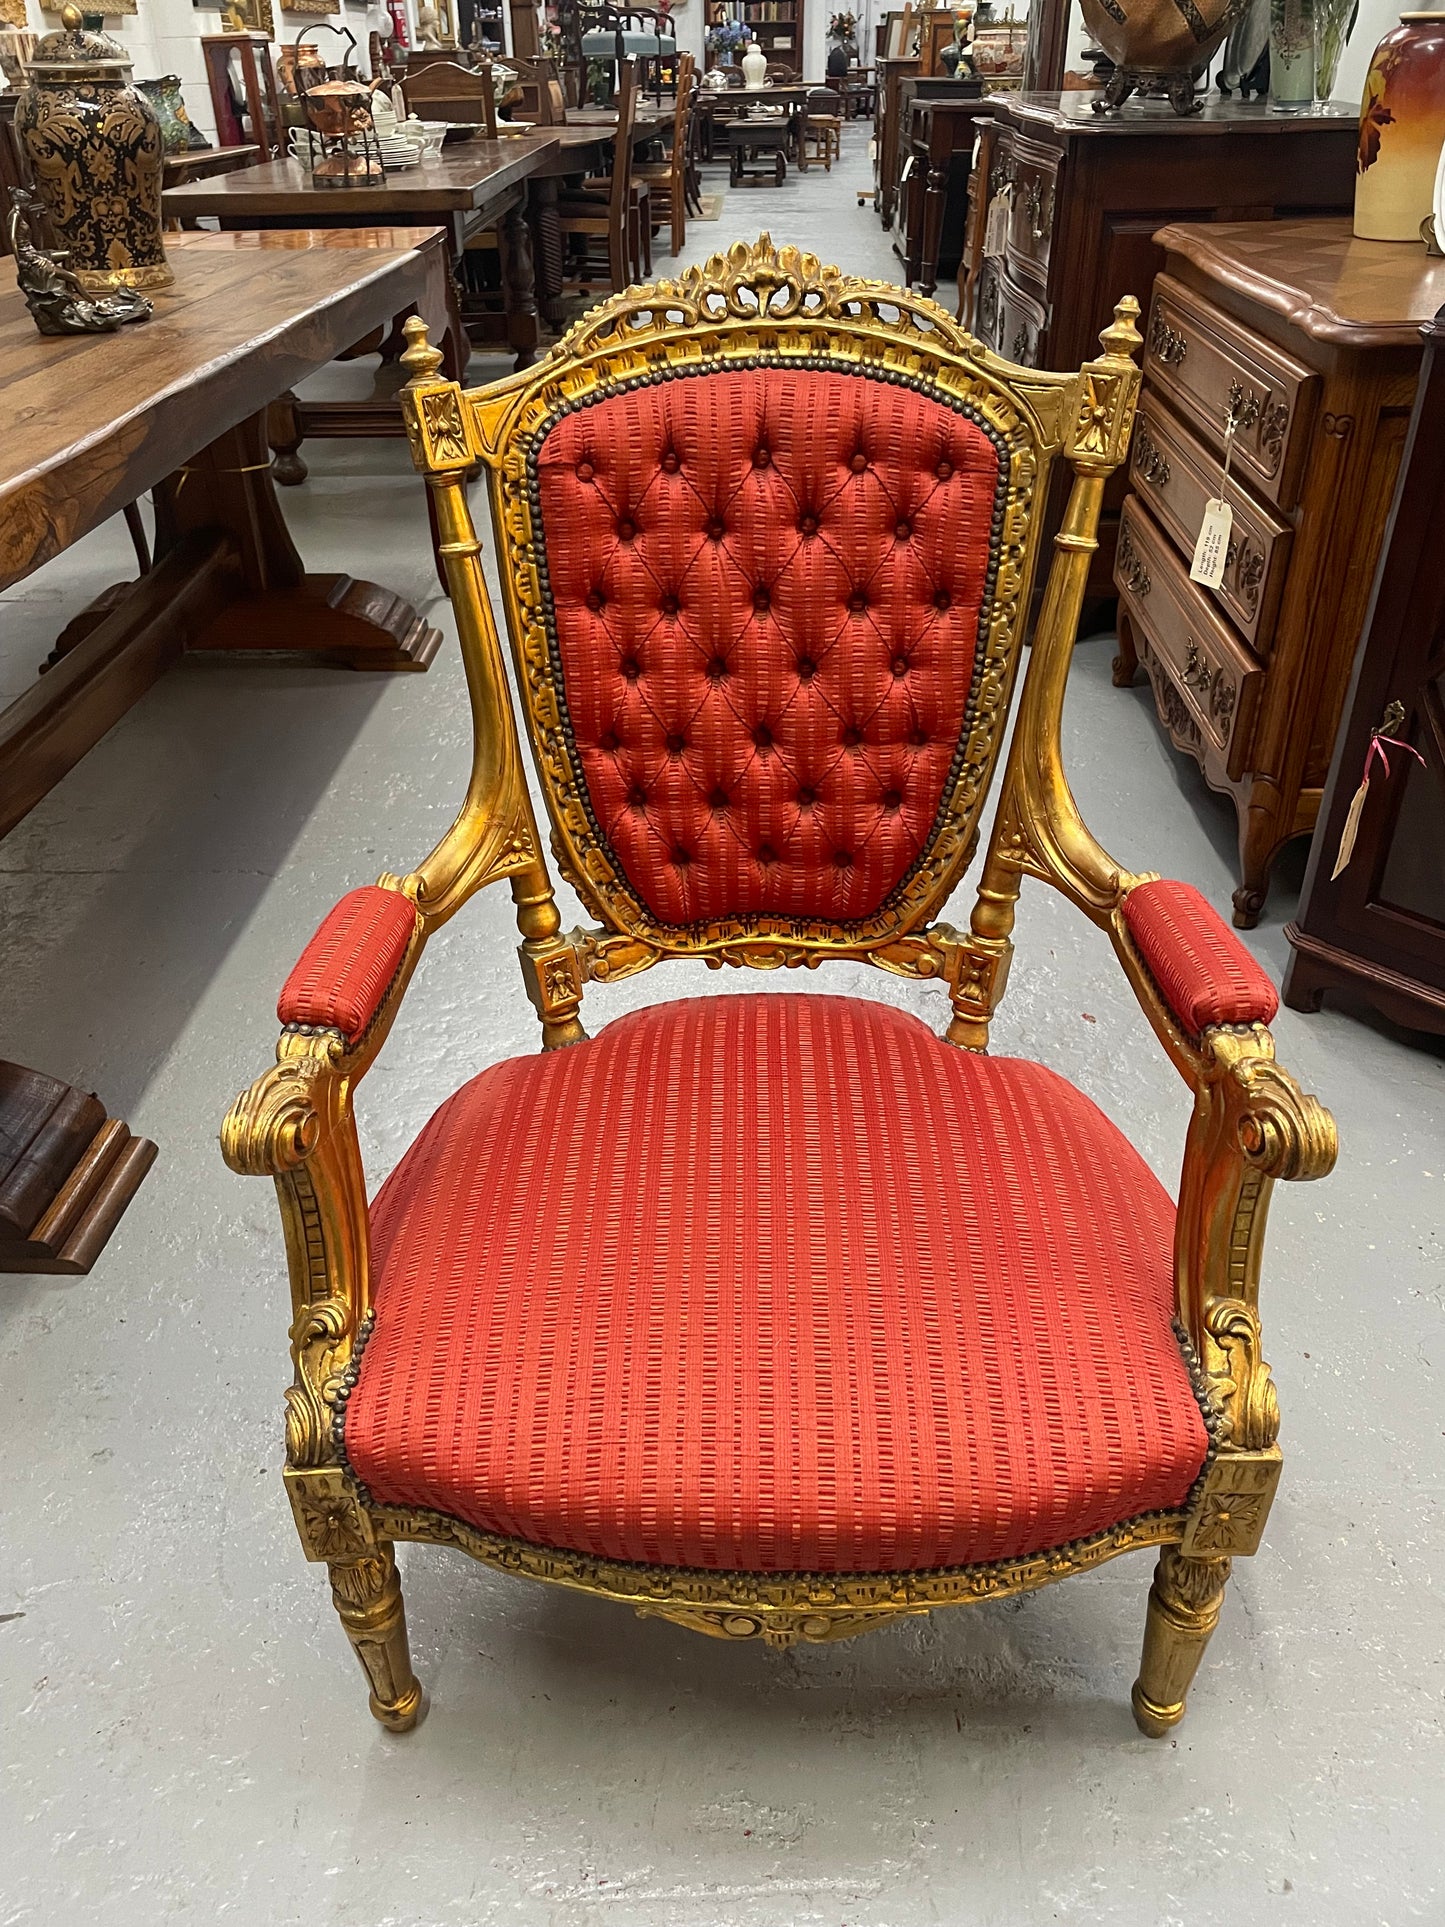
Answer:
top-left (984, 189), bottom-right (1010, 258)
top-left (1190, 406), bottom-right (1238, 587)
top-left (1190, 498), bottom-right (1233, 586)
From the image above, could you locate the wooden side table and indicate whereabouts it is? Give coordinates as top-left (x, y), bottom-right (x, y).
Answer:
top-left (901, 94), bottom-right (991, 295)
top-left (1114, 220), bottom-right (1445, 925)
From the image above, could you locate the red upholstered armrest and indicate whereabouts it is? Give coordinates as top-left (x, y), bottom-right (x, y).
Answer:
top-left (1122, 879), bottom-right (1278, 1035)
top-left (277, 887), bottom-right (419, 1043)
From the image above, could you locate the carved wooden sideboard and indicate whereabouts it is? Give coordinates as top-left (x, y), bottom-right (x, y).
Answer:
top-left (965, 94), bottom-right (1359, 611)
top-left (1114, 221), bottom-right (1445, 926)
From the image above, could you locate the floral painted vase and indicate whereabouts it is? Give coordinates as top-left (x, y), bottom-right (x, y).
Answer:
top-left (14, 4), bottom-right (172, 293)
top-left (1355, 10), bottom-right (1445, 241)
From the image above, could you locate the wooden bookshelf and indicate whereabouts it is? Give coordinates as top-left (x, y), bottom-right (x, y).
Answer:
top-left (706, 0), bottom-right (804, 73)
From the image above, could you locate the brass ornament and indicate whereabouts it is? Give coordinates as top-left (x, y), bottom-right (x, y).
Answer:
top-left (220, 240), bottom-right (1339, 1736)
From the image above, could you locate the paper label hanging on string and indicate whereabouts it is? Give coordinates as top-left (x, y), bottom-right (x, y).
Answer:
top-left (1330, 779), bottom-right (1370, 879)
top-left (1190, 498), bottom-right (1233, 586)
top-left (984, 190), bottom-right (1010, 258)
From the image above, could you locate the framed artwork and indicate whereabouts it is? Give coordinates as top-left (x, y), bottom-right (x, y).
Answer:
top-left (42, 0), bottom-right (138, 11)
top-left (281, 0), bottom-right (341, 14)
top-left (884, 7), bottom-right (914, 57)
top-left (193, 0), bottom-right (276, 30)
top-left (1, 0), bottom-right (29, 28)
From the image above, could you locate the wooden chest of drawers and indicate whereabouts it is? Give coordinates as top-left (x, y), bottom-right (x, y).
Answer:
top-left (1115, 220), bottom-right (1445, 925)
top-left (962, 93), bottom-right (1359, 614)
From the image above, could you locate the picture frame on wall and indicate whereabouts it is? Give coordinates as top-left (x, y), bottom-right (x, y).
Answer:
top-left (884, 7), bottom-right (914, 58)
top-left (280, 0), bottom-right (342, 14)
top-left (192, 0), bottom-right (277, 31)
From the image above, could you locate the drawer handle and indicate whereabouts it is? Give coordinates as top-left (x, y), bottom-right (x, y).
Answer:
top-left (1010, 321), bottom-right (1033, 365)
top-left (1148, 313), bottom-right (1188, 366)
top-left (1022, 176), bottom-right (1051, 241)
top-left (1228, 383), bottom-right (1291, 459)
top-left (1181, 642), bottom-right (1238, 733)
top-left (1119, 532), bottom-right (1151, 598)
top-left (1135, 426), bottom-right (1171, 488)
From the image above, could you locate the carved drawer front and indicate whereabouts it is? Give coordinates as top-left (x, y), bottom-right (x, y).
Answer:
top-left (996, 264), bottom-right (1047, 371)
top-left (1117, 496), bottom-right (1264, 782)
top-left (1004, 137), bottom-right (1058, 283)
top-left (1143, 274), bottom-right (1318, 512)
top-left (1128, 397), bottom-right (1293, 655)
top-left (976, 255), bottom-right (1004, 356)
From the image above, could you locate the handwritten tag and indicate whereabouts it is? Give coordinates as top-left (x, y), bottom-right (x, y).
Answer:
top-left (1330, 778), bottom-right (1369, 878)
top-left (1190, 498), bottom-right (1233, 587)
top-left (984, 191), bottom-right (1009, 258)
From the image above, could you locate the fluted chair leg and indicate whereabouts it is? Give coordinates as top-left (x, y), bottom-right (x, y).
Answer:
top-left (1132, 1546), bottom-right (1232, 1736)
top-left (328, 1545), bottom-right (425, 1733)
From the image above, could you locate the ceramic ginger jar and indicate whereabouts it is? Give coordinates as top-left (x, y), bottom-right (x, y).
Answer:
top-left (14, 4), bottom-right (171, 293)
top-left (1354, 11), bottom-right (1445, 241)
top-left (741, 39), bottom-right (768, 86)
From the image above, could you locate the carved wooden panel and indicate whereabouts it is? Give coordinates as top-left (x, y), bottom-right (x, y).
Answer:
top-left (1128, 395), bottom-right (1292, 656)
top-left (1117, 495), bottom-right (1263, 783)
top-left (1144, 275), bottom-right (1319, 512)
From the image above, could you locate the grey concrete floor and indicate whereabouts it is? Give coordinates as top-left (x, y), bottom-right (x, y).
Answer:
top-left (2, 133), bottom-right (1443, 1927)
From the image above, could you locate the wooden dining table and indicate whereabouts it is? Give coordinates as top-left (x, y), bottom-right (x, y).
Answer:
top-left (0, 225), bottom-right (452, 1273)
top-left (691, 82), bottom-right (827, 161)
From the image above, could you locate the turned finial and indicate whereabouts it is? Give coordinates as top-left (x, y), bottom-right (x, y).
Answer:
top-left (400, 315), bottom-right (444, 383)
top-left (1099, 295), bottom-right (1142, 363)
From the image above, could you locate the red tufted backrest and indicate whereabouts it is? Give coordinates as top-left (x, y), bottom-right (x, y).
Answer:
top-left (533, 365), bottom-right (1005, 928)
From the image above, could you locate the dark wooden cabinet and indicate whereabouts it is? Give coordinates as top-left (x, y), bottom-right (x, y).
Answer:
top-left (873, 54), bottom-right (920, 228)
top-left (900, 93), bottom-right (991, 294)
top-left (964, 93), bottom-right (1359, 608)
top-left (1115, 220), bottom-right (1445, 925)
top-left (1285, 306), bottom-right (1445, 1033)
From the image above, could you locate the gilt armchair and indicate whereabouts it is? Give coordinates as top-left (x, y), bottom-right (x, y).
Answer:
top-left (222, 239), bottom-right (1336, 1737)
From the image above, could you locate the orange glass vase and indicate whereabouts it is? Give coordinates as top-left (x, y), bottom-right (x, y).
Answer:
top-left (1354, 10), bottom-right (1445, 241)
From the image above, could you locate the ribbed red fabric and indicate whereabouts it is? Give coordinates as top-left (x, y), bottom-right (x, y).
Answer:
top-left (1123, 879), bottom-right (1278, 1035)
top-left (535, 368), bottom-right (1002, 926)
top-left (346, 994), bottom-right (1207, 1574)
top-left (277, 886), bottom-right (417, 1042)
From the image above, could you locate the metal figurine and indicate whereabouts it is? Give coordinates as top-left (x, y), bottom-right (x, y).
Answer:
top-left (8, 188), bottom-right (153, 336)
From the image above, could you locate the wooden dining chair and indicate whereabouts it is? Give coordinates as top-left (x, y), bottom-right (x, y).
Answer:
top-left (401, 57), bottom-right (498, 138)
top-left (557, 58), bottom-right (650, 291)
top-left (634, 51), bottom-right (694, 257)
top-left (798, 84), bottom-right (843, 172)
top-left (223, 239), bottom-right (1337, 1739)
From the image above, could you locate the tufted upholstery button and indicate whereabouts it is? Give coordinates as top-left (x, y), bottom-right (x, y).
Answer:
top-left (895, 520), bottom-right (911, 541)
top-left (797, 656), bottom-right (816, 681)
top-left (628, 784), bottom-right (647, 807)
top-left (757, 843), bottom-right (777, 864)
top-left (909, 728), bottom-right (929, 747)
top-left (797, 786), bottom-right (816, 807)
top-left (709, 786), bottom-right (730, 809)
top-left (881, 789), bottom-right (902, 811)
top-left (934, 589), bottom-right (952, 612)
top-left (586, 590), bottom-right (605, 613)
top-left (753, 586), bottom-right (770, 613)
top-left (577, 461), bottom-right (595, 481)
top-left (707, 517), bottom-right (727, 540)
top-left (841, 725), bottom-right (863, 747)
top-left (660, 593), bottom-right (679, 616)
top-left (850, 452), bottom-right (868, 473)
top-left (706, 655), bottom-right (728, 682)
top-left (833, 849), bottom-right (853, 867)
top-left (798, 513), bottom-right (818, 536)
top-left (616, 518), bottom-right (636, 542)
top-left (665, 732), bottom-right (686, 755)
top-left (892, 656), bottom-right (910, 678)
top-left (621, 655), bottom-right (641, 681)
top-left (936, 460), bottom-right (952, 480)
top-left (599, 730), bottom-right (620, 751)
top-left (673, 847), bottom-right (691, 867)
top-left (848, 591), bottom-right (867, 614)
top-left (661, 450), bottom-right (680, 473)
top-left (754, 447), bottom-right (771, 468)
top-left (753, 723), bottom-right (773, 750)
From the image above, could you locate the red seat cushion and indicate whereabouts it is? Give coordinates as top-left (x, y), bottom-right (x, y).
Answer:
top-left (345, 994), bottom-right (1209, 1574)
top-left (1122, 878), bottom-right (1279, 1034)
top-left (534, 367), bottom-right (1004, 926)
